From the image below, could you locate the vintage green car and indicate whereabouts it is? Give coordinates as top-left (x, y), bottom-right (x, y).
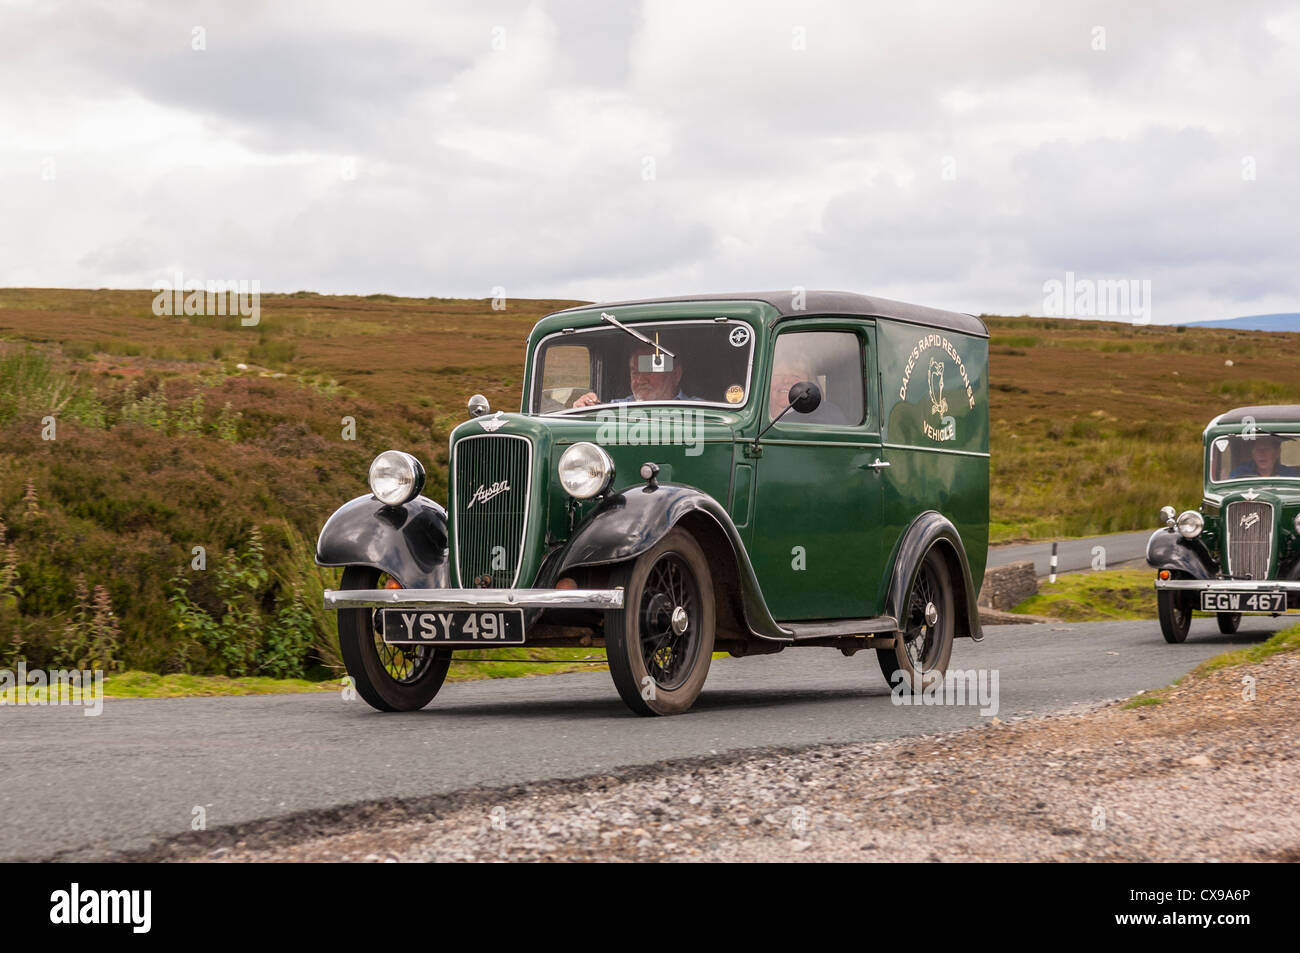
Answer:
top-left (1148, 405), bottom-right (1300, 643)
top-left (317, 291), bottom-right (990, 715)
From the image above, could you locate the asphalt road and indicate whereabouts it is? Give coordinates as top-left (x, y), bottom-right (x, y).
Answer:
top-left (1, 614), bottom-right (1288, 861)
top-left (988, 530), bottom-right (1154, 575)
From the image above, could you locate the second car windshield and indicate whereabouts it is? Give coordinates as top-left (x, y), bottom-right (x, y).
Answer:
top-left (1209, 432), bottom-right (1300, 482)
top-left (531, 319), bottom-right (755, 414)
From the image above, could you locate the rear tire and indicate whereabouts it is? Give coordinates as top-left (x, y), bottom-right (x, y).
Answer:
top-left (1216, 612), bottom-right (1241, 635)
top-left (1157, 588), bottom-right (1193, 644)
top-left (337, 566), bottom-right (452, 711)
top-left (878, 547), bottom-right (956, 692)
top-left (605, 529), bottom-right (715, 716)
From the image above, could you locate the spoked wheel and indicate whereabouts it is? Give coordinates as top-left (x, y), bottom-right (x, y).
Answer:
top-left (1216, 612), bottom-right (1241, 635)
top-left (878, 547), bottom-right (955, 692)
top-left (337, 565), bottom-right (452, 711)
top-left (605, 529), bottom-right (715, 716)
top-left (1157, 586), bottom-right (1193, 644)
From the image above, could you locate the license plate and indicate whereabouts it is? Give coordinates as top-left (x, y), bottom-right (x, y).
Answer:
top-left (1199, 591), bottom-right (1286, 613)
top-left (379, 608), bottom-right (525, 646)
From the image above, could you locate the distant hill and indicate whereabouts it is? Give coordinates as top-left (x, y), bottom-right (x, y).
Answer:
top-left (1180, 313), bottom-right (1300, 333)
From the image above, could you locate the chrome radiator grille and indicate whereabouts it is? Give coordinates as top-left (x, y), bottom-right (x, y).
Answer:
top-left (452, 434), bottom-right (531, 587)
top-left (1225, 500), bottom-right (1272, 580)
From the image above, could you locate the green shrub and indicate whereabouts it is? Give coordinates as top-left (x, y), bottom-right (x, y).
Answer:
top-left (168, 528), bottom-right (317, 678)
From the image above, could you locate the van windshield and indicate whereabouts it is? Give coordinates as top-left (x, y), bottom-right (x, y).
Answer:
top-left (1209, 432), bottom-right (1300, 483)
top-left (531, 319), bottom-right (756, 414)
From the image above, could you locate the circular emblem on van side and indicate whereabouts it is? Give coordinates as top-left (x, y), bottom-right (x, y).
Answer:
top-left (725, 384), bottom-right (744, 403)
top-left (728, 326), bottom-right (750, 347)
top-left (898, 332), bottom-right (974, 443)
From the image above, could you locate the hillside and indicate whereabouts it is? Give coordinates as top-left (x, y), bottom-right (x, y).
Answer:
top-left (1, 289), bottom-right (1298, 676)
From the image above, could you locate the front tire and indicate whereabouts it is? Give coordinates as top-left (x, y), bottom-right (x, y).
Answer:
top-left (337, 566), bottom-right (452, 711)
top-left (605, 529), bottom-right (716, 716)
top-left (1157, 588), bottom-right (1193, 644)
top-left (1216, 612), bottom-right (1241, 635)
top-left (878, 547), bottom-right (956, 692)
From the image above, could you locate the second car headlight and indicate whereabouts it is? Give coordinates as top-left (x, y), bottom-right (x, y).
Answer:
top-left (558, 442), bottom-right (614, 499)
top-left (368, 450), bottom-right (426, 506)
top-left (1176, 509), bottom-right (1204, 539)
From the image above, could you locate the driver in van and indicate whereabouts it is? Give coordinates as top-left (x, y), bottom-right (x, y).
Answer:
top-left (572, 342), bottom-right (690, 407)
top-left (1230, 434), bottom-right (1300, 478)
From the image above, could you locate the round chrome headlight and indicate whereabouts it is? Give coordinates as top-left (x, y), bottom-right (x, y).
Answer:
top-left (1159, 505), bottom-right (1176, 526)
top-left (368, 450), bottom-right (426, 506)
top-left (1176, 510), bottom-right (1204, 539)
top-left (1293, 512), bottom-right (1300, 535)
top-left (558, 442), bottom-right (614, 499)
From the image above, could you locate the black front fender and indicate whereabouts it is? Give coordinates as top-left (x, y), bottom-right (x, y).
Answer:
top-left (885, 511), bottom-right (984, 642)
top-left (543, 483), bottom-right (790, 641)
top-left (316, 494), bottom-right (450, 589)
top-left (1145, 528), bottom-right (1217, 580)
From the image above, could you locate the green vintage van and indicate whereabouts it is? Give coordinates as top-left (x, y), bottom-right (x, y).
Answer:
top-left (1148, 405), bottom-right (1300, 642)
top-left (318, 292), bottom-right (990, 716)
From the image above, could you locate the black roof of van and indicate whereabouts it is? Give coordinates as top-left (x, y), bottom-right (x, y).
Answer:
top-left (548, 290), bottom-right (988, 338)
top-left (1210, 406), bottom-right (1300, 427)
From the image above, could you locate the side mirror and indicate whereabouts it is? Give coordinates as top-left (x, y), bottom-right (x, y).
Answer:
top-left (788, 381), bottom-right (822, 415)
top-left (468, 394), bottom-right (490, 418)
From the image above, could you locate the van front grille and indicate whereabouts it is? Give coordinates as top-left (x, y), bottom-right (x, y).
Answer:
top-left (452, 434), bottom-right (531, 587)
top-left (1225, 500), bottom-right (1272, 580)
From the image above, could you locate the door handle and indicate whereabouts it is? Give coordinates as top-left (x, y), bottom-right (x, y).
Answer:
top-left (862, 458), bottom-right (891, 470)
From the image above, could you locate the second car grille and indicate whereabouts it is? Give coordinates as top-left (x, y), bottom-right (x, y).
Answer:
top-left (1225, 500), bottom-right (1272, 580)
top-left (453, 434), bottom-right (531, 587)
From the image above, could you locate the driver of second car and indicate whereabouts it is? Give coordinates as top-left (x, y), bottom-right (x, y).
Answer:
top-left (572, 342), bottom-right (688, 407)
top-left (1230, 433), bottom-right (1300, 478)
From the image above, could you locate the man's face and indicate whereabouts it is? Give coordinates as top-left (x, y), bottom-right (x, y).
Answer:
top-left (769, 362), bottom-right (811, 418)
top-left (1252, 439), bottom-right (1282, 474)
top-left (628, 349), bottom-right (682, 401)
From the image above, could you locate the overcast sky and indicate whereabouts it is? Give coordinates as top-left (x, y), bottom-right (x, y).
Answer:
top-left (3, 0), bottom-right (1298, 322)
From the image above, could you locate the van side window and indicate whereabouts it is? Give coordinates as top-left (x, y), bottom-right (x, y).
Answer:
top-left (769, 330), bottom-right (865, 426)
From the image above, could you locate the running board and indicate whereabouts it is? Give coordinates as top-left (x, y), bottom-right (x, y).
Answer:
top-left (784, 617), bottom-right (900, 641)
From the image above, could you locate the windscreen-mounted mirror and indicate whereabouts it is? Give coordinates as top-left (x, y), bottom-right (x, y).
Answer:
top-left (637, 352), bottom-right (673, 373)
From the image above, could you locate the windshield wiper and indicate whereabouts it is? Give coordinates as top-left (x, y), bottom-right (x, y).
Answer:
top-left (599, 312), bottom-right (676, 358)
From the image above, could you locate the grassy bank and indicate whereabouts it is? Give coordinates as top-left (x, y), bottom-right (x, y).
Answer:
top-left (1008, 568), bottom-right (1157, 621)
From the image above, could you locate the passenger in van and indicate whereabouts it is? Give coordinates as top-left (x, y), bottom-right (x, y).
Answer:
top-left (769, 352), bottom-right (850, 425)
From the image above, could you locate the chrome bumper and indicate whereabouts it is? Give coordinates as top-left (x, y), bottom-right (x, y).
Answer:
top-left (1155, 579), bottom-right (1300, 592)
top-left (323, 587), bottom-right (625, 611)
